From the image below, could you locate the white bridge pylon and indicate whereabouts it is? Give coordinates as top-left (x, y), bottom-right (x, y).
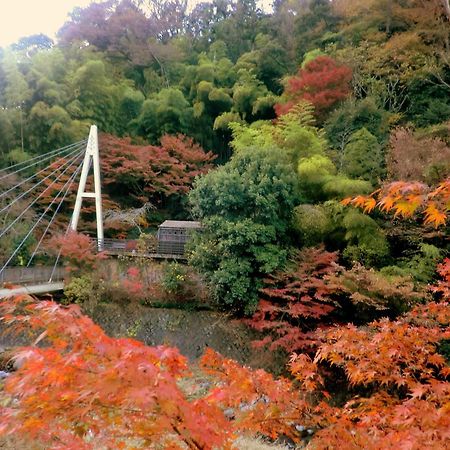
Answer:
top-left (70, 125), bottom-right (104, 250)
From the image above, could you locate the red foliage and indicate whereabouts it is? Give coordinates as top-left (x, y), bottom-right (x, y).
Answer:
top-left (0, 295), bottom-right (313, 449)
top-left (46, 231), bottom-right (106, 273)
top-left (100, 133), bottom-right (215, 205)
top-left (246, 248), bottom-right (343, 352)
top-left (342, 178), bottom-right (450, 227)
top-left (0, 295), bottom-right (449, 448)
top-left (121, 266), bottom-right (145, 298)
top-left (433, 258), bottom-right (450, 300)
top-left (275, 56), bottom-right (352, 120)
top-left (0, 295), bottom-right (231, 449)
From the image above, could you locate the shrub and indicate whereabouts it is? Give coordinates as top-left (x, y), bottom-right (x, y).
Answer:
top-left (63, 275), bottom-right (94, 305)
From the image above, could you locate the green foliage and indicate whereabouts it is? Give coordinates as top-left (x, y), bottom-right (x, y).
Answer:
top-left (6, 148), bottom-right (31, 164)
top-left (341, 209), bottom-right (390, 267)
top-left (274, 102), bottom-right (327, 163)
top-left (9, 233), bottom-right (36, 267)
top-left (116, 87), bottom-right (145, 136)
top-left (341, 128), bottom-right (384, 185)
top-left (406, 80), bottom-right (450, 127)
top-left (292, 204), bottom-right (332, 247)
top-left (297, 155), bottom-right (336, 200)
top-left (337, 264), bottom-right (430, 316)
top-left (161, 262), bottom-right (189, 296)
top-left (189, 146), bottom-right (298, 311)
top-left (133, 88), bottom-right (193, 142)
top-left (324, 97), bottom-right (390, 153)
top-left (301, 49), bottom-right (326, 68)
top-left (381, 244), bottom-right (444, 284)
top-left (321, 176), bottom-right (372, 198)
top-left (69, 59), bottom-right (117, 131)
top-left (63, 275), bottom-right (94, 305)
top-left (0, 109), bottom-right (15, 155)
top-left (228, 120), bottom-right (276, 152)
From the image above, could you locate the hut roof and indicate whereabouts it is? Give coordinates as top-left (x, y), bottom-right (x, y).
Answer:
top-left (158, 220), bottom-right (202, 229)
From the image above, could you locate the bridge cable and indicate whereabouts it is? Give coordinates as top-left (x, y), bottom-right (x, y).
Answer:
top-left (0, 156), bottom-right (85, 276)
top-left (0, 140), bottom-right (87, 178)
top-left (0, 149), bottom-right (84, 240)
top-left (0, 143), bottom-right (85, 201)
top-left (0, 147), bottom-right (84, 215)
top-left (26, 161), bottom-right (83, 267)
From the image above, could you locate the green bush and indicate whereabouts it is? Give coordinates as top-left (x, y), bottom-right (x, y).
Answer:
top-left (189, 146), bottom-right (298, 312)
top-left (63, 275), bottom-right (94, 305)
top-left (161, 262), bottom-right (189, 297)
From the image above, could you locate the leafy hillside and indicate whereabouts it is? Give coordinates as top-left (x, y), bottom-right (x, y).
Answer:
top-left (0, 2), bottom-right (450, 448)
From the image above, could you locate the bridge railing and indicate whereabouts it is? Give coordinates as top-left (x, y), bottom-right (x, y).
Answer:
top-left (0, 266), bottom-right (65, 286)
top-left (95, 238), bottom-right (187, 259)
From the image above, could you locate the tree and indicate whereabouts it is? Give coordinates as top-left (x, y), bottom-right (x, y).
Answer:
top-left (100, 133), bottom-right (215, 212)
top-left (0, 294), bottom-right (314, 448)
top-left (1, 51), bottom-right (32, 152)
top-left (275, 56), bottom-right (352, 122)
top-left (47, 231), bottom-right (107, 274)
top-left (189, 145), bottom-right (298, 311)
top-left (11, 34), bottom-right (54, 54)
top-left (341, 128), bottom-right (384, 185)
top-left (387, 128), bottom-right (450, 184)
top-left (132, 88), bottom-right (193, 142)
top-left (290, 301), bottom-right (450, 449)
top-left (1, 293), bottom-right (448, 449)
top-left (294, 0), bottom-right (342, 59)
top-left (324, 97), bottom-right (390, 156)
top-left (246, 247), bottom-right (342, 352)
top-left (68, 59), bottom-right (117, 132)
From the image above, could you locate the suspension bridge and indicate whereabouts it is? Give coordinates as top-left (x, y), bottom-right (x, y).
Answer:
top-left (0, 126), bottom-right (188, 298)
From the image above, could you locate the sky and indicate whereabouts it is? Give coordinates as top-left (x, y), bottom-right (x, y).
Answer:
top-left (0, 0), bottom-right (273, 48)
top-left (0, 0), bottom-right (98, 48)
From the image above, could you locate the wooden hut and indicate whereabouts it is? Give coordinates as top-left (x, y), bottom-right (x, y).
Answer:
top-left (157, 220), bottom-right (202, 256)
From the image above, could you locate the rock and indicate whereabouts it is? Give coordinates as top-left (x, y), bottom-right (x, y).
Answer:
top-left (224, 408), bottom-right (235, 419)
top-left (274, 435), bottom-right (296, 449)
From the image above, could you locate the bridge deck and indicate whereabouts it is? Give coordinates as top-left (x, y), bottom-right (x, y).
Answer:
top-left (0, 239), bottom-right (187, 296)
top-left (0, 282), bottom-right (65, 298)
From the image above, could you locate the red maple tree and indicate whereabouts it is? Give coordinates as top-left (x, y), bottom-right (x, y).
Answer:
top-left (290, 301), bottom-right (450, 449)
top-left (100, 133), bottom-right (215, 205)
top-left (275, 56), bottom-right (353, 121)
top-left (0, 292), bottom-right (449, 448)
top-left (246, 247), bottom-right (342, 352)
top-left (46, 230), bottom-right (106, 273)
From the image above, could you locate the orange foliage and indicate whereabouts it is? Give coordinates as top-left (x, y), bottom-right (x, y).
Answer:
top-left (0, 293), bottom-right (449, 448)
top-left (0, 294), bottom-right (231, 449)
top-left (342, 179), bottom-right (450, 227)
top-left (291, 301), bottom-right (450, 449)
top-left (199, 349), bottom-right (315, 441)
top-left (0, 295), bottom-right (313, 449)
top-left (433, 258), bottom-right (450, 300)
